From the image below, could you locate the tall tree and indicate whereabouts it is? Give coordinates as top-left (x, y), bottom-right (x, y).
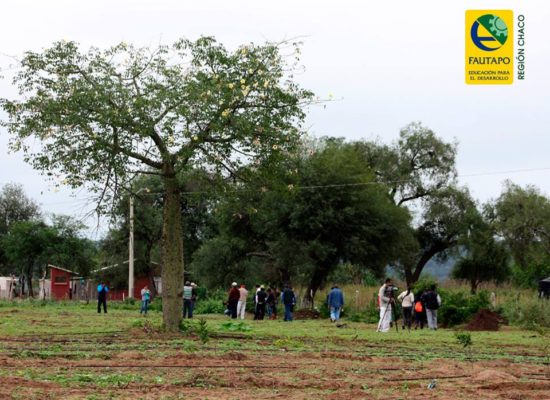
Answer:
top-left (453, 223), bottom-right (510, 294)
top-left (488, 181), bottom-right (550, 287)
top-left (1, 38), bottom-right (312, 330)
top-left (192, 138), bottom-right (412, 300)
top-left (402, 186), bottom-right (479, 285)
top-left (357, 122), bottom-right (457, 206)
top-left (357, 123), bottom-right (461, 285)
top-left (0, 183), bottom-right (40, 235)
top-left (0, 183), bottom-right (41, 273)
top-left (2, 216), bottom-right (95, 296)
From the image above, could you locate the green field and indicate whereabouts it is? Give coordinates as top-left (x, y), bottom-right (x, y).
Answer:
top-left (0, 301), bottom-right (548, 399)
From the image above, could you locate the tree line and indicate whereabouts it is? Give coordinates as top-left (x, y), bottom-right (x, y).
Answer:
top-left (0, 184), bottom-right (96, 296)
top-left (1, 37), bottom-right (548, 330)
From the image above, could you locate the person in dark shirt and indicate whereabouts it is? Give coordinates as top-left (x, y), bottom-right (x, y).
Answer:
top-left (255, 286), bottom-right (267, 320)
top-left (97, 282), bottom-right (109, 314)
top-left (281, 285), bottom-right (296, 322)
top-left (266, 287), bottom-right (278, 320)
top-left (227, 282), bottom-right (240, 319)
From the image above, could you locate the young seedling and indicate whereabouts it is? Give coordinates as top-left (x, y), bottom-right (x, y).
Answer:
top-left (455, 331), bottom-right (473, 373)
top-left (196, 318), bottom-right (210, 344)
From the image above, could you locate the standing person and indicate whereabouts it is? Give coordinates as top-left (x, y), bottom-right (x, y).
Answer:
top-left (398, 287), bottom-right (414, 330)
top-left (252, 284), bottom-right (260, 320)
top-left (414, 290), bottom-right (426, 329)
top-left (227, 282), bottom-right (240, 319)
top-left (421, 285), bottom-right (442, 330)
top-left (97, 282), bottom-right (109, 314)
top-left (327, 285), bottom-right (345, 322)
top-left (266, 288), bottom-right (276, 320)
top-left (182, 281), bottom-right (194, 319)
top-left (140, 285), bottom-right (151, 315)
top-left (377, 278), bottom-right (394, 332)
top-left (281, 284), bottom-right (296, 322)
top-left (255, 286), bottom-right (267, 320)
top-left (237, 284), bottom-right (248, 320)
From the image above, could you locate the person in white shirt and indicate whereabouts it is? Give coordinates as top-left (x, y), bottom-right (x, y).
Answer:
top-left (237, 284), bottom-right (248, 320)
top-left (398, 287), bottom-right (414, 330)
top-left (377, 278), bottom-right (394, 332)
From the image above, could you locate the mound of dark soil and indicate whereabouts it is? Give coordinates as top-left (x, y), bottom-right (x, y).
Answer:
top-left (293, 309), bottom-right (321, 320)
top-left (465, 308), bottom-right (505, 331)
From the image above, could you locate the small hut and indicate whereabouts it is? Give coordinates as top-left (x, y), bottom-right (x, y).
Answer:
top-left (49, 264), bottom-right (79, 300)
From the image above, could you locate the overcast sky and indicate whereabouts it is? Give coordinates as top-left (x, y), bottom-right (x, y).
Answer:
top-left (1, 0), bottom-right (549, 238)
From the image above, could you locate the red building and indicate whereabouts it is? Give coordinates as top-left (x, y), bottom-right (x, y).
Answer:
top-left (49, 265), bottom-right (79, 300)
top-left (108, 276), bottom-right (155, 300)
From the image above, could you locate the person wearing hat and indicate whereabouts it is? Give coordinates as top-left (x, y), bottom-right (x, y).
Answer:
top-left (254, 285), bottom-right (267, 320)
top-left (182, 281), bottom-right (194, 319)
top-left (227, 282), bottom-right (240, 319)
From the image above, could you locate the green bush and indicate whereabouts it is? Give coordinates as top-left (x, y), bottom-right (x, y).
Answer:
top-left (500, 295), bottom-right (550, 328)
top-left (348, 303), bottom-right (379, 323)
top-left (318, 302), bottom-right (330, 319)
top-left (194, 297), bottom-right (225, 315)
top-left (438, 290), bottom-right (490, 327)
top-left (148, 298), bottom-right (162, 312)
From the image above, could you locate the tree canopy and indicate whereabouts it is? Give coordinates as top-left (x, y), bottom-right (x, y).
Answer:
top-left (1, 37), bottom-right (313, 330)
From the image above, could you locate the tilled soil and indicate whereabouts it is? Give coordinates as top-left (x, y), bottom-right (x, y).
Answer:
top-left (0, 332), bottom-right (548, 399)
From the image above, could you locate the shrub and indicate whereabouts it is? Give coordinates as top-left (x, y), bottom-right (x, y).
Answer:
top-left (148, 298), bottom-right (162, 312)
top-left (348, 303), bottom-right (379, 323)
top-left (194, 297), bottom-right (225, 315)
top-left (500, 295), bottom-right (550, 328)
top-left (318, 302), bottom-right (330, 319)
top-left (438, 290), bottom-right (490, 327)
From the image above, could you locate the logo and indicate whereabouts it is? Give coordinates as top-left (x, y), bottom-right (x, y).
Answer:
top-left (470, 14), bottom-right (508, 51)
top-left (465, 10), bottom-right (513, 85)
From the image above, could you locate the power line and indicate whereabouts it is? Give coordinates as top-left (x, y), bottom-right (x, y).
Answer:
top-left (101, 165), bottom-right (550, 197)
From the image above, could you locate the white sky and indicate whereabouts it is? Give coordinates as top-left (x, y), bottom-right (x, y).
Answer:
top-left (1, 0), bottom-right (549, 238)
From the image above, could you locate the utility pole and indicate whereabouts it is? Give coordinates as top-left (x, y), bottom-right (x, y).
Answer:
top-left (128, 187), bottom-right (149, 299)
top-left (128, 195), bottom-right (135, 298)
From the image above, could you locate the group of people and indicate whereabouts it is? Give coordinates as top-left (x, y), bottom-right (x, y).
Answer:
top-left (96, 277), bottom-right (444, 333)
top-left (226, 282), bottom-right (297, 321)
top-left (95, 281), bottom-right (153, 315)
top-left (377, 278), bottom-right (442, 332)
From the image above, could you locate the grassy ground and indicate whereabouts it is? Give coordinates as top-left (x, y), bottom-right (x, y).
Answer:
top-left (0, 300), bottom-right (548, 399)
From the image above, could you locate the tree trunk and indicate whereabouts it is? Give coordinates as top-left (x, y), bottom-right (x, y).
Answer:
top-left (406, 241), bottom-right (450, 286)
top-left (304, 264), bottom-right (330, 308)
top-left (26, 264), bottom-right (34, 298)
top-left (278, 265), bottom-right (291, 288)
top-left (470, 278), bottom-right (478, 294)
top-left (161, 172), bottom-right (184, 332)
top-left (404, 266), bottom-right (414, 286)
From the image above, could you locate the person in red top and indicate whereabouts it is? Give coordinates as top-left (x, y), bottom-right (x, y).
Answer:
top-left (227, 282), bottom-right (240, 319)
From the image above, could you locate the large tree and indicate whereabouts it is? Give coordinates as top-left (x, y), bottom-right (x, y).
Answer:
top-left (192, 138), bottom-right (411, 300)
top-left (487, 181), bottom-right (550, 287)
top-left (0, 183), bottom-right (40, 235)
top-left (453, 223), bottom-right (510, 294)
top-left (401, 186), bottom-right (479, 285)
top-left (357, 122), bottom-right (457, 206)
top-left (357, 123), bottom-right (462, 284)
top-left (1, 37), bottom-right (313, 330)
top-left (2, 216), bottom-right (96, 296)
top-left (0, 183), bottom-right (41, 273)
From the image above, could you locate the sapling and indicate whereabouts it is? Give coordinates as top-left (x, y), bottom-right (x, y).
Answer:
top-left (455, 331), bottom-right (473, 373)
